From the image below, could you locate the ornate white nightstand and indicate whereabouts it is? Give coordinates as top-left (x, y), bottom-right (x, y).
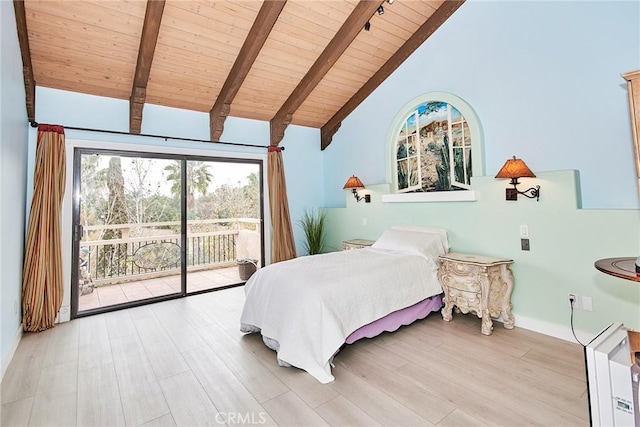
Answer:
top-left (437, 252), bottom-right (515, 336)
top-left (342, 239), bottom-right (375, 251)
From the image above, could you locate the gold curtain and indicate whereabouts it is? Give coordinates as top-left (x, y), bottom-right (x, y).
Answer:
top-left (22, 124), bottom-right (66, 332)
top-left (267, 146), bottom-right (296, 263)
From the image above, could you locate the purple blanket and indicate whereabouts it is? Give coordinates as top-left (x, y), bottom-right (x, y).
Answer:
top-left (345, 293), bottom-right (444, 344)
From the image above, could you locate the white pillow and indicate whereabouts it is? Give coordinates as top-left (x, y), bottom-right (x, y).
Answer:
top-left (391, 225), bottom-right (450, 251)
top-left (372, 228), bottom-right (448, 259)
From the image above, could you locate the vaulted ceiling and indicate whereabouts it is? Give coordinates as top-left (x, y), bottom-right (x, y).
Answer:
top-left (14, 0), bottom-right (464, 149)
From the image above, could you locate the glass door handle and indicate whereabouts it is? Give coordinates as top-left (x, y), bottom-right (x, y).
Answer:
top-left (74, 224), bottom-right (83, 241)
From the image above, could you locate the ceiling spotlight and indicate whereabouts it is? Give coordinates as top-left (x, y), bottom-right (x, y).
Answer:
top-left (377, 5), bottom-right (384, 14)
top-left (387, 0), bottom-right (394, 3)
top-left (364, 20), bottom-right (371, 31)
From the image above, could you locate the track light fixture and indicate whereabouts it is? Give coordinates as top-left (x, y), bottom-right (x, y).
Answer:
top-left (364, 2), bottom-right (393, 32)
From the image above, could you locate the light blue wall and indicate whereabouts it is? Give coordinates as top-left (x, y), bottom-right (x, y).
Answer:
top-left (323, 0), bottom-right (640, 210)
top-left (320, 0), bottom-right (640, 339)
top-left (35, 87), bottom-right (324, 255)
top-left (0, 0), bottom-right (29, 377)
top-left (277, 125), bottom-right (324, 252)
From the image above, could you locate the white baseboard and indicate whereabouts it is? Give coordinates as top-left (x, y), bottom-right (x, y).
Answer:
top-left (1, 325), bottom-right (23, 382)
top-left (512, 314), bottom-right (594, 344)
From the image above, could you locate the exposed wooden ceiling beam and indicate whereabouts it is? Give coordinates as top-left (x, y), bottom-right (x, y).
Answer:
top-left (210, 0), bottom-right (286, 142)
top-left (270, 0), bottom-right (383, 146)
top-left (320, 0), bottom-right (466, 150)
top-left (130, 0), bottom-right (165, 134)
top-left (13, 0), bottom-right (35, 123)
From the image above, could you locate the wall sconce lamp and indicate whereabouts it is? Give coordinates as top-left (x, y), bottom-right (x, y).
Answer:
top-left (343, 175), bottom-right (371, 203)
top-left (495, 156), bottom-right (541, 201)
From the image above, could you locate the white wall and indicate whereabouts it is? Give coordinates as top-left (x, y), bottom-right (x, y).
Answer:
top-left (322, 0), bottom-right (640, 209)
top-left (0, 0), bottom-right (29, 378)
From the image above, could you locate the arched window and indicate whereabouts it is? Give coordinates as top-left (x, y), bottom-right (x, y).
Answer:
top-left (387, 92), bottom-right (484, 198)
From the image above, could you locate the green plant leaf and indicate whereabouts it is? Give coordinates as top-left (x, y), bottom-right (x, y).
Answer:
top-left (297, 208), bottom-right (327, 255)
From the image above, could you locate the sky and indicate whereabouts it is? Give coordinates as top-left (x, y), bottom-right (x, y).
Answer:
top-left (90, 154), bottom-right (259, 197)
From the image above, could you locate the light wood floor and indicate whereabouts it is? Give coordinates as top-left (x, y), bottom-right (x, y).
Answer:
top-left (1, 287), bottom-right (589, 426)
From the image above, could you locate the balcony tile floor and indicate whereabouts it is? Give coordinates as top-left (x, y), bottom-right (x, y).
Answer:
top-left (79, 266), bottom-right (242, 312)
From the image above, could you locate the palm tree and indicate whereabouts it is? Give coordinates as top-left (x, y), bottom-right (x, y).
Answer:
top-left (164, 161), bottom-right (212, 209)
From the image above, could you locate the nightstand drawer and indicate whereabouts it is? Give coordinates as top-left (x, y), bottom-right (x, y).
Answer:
top-left (441, 276), bottom-right (482, 293)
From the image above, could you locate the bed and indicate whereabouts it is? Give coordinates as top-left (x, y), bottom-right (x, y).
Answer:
top-left (240, 225), bottom-right (448, 383)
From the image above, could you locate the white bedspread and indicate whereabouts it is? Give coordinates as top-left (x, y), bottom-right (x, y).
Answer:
top-left (240, 248), bottom-right (443, 383)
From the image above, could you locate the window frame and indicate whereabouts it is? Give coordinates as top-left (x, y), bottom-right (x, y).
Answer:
top-left (384, 92), bottom-right (485, 202)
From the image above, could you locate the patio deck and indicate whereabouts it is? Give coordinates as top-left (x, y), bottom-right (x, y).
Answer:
top-left (78, 266), bottom-right (243, 312)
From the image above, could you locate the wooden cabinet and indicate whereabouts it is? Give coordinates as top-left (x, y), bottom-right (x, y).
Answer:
top-left (623, 69), bottom-right (640, 195)
top-left (438, 252), bottom-right (515, 336)
top-left (342, 239), bottom-right (375, 251)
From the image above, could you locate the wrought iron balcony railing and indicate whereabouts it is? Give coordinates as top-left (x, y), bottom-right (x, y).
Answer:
top-left (79, 218), bottom-right (259, 285)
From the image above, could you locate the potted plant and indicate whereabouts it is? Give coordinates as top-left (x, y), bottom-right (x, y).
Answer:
top-left (298, 208), bottom-right (327, 255)
top-left (237, 258), bottom-right (258, 280)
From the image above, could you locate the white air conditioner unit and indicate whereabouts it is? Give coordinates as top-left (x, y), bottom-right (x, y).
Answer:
top-left (586, 322), bottom-right (640, 426)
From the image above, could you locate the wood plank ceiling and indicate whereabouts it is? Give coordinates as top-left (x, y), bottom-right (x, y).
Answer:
top-left (14, 0), bottom-right (464, 149)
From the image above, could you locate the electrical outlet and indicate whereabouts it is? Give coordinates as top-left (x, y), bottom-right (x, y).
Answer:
top-left (521, 238), bottom-right (530, 251)
top-left (519, 225), bottom-right (529, 237)
top-left (568, 293), bottom-right (581, 309)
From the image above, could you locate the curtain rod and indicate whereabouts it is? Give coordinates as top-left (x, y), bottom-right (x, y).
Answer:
top-left (28, 121), bottom-right (283, 151)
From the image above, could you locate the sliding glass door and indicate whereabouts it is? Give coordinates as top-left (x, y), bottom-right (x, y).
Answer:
top-left (71, 149), bottom-right (263, 317)
top-left (185, 159), bottom-right (262, 294)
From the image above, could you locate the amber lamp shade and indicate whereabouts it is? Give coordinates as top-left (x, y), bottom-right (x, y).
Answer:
top-left (495, 157), bottom-right (536, 181)
top-left (343, 175), bottom-right (365, 190)
top-left (343, 175), bottom-right (370, 203)
top-left (495, 156), bottom-right (540, 201)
